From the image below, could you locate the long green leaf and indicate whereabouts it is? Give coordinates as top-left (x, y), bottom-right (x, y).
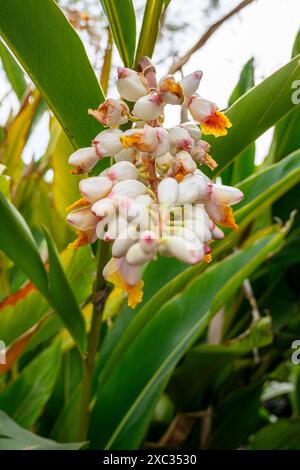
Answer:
top-left (134, 0), bottom-right (164, 66)
top-left (0, 39), bottom-right (26, 100)
top-left (0, 192), bottom-right (49, 298)
top-left (90, 231), bottom-right (287, 449)
top-left (207, 55), bottom-right (300, 175)
top-left (250, 419), bottom-right (300, 450)
top-left (0, 411), bottom-right (85, 450)
top-left (100, 0), bottom-right (136, 67)
top-left (43, 227), bottom-right (87, 355)
top-left (222, 58), bottom-right (255, 185)
top-left (0, 340), bottom-right (61, 428)
top-left (0, 0), bottom-right (105, 148)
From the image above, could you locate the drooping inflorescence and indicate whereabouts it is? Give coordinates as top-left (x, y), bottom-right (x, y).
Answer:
top-left (66, 60), bottom-right (243, 308)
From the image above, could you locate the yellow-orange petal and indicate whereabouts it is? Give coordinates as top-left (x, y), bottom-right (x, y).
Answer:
top-left (66, 198), bottom-right (90, 212)
top-left (201, 110), bottom-right (232, 137)
top-left (160, 78), bottom-right (184, 103)
top-left (107, 270), bottom-right (144, 309)
top-left (68, 230), bottom-right (91, 249)
top-left (120, 133), bottom-right (142, 149)
top-left (204, 253), bottom-right (212, 263)
top-left (219, 205), bottom-right (238, 231)
top-left (203, 153), bottom-right (218, 171)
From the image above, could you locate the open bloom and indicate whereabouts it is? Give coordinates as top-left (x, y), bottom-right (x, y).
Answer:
top-left (188, 95), bottom-right (232, 136)
top-left (158, 74), bottom-right (184, 105)
top-left (88, 98), bottom-right (129, 127)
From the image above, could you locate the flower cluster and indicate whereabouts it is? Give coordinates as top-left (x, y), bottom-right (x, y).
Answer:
top-left (67, 63), bottom-right (243, 308)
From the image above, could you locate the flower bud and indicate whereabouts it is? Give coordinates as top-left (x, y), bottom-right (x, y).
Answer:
top-left (112, 224), bottom-right (139, 258)
top-left (93, 128), bottom-right (123, 158)
top-left (211, 184), bottom-right (244, 206)
top-left (91, 198), bottom-right (116, 218)
top-left (110, 179), bottom-right (147, 199)
top-left (67, 207), bottom-right (98, 231)
top-left (68, 147), bottom-right (99, 173)
top-left (158, 74), bottom-right (184, 105)
top-left (180, 70), bottom-right (203, 97)
top-left (151, 127), bottom-right (170, 157)
top-left (105, 161), bottom-right (139, 182)
top-left (188, 95), bottom-right (217, 122)
top-left (177, 175), bottom-right (211, 204)
top-left (114, 148), bottom-right (139, 163)
top-left (133, 92), bottom-right (164, 121)
top-left (88, 98), bottom-right (129, 127)
top-left (156, 152), bottom-right (174, 174)
top-left (174, 150), bottom-right (197, 175)
top-left (180, 121), bottom-right (202, 141)
top-left (126, 242), bottom-right (154, 265)
top-left (168, 126), bottom-right (194, 154)
top-left (120, 125), bottom-right (158, 152)
top-left (211, 225), bottom-right (225, 240)
top-left (79, 176), bottom-right (113, 202)
top-left (117, 67), bottom-right (149, 102)
top-left (140, 230), bottom-right (158, 254)
top-left (158, 177), bottom-right (179, 204)
top-left (160, 236), bottom-right (204, 264)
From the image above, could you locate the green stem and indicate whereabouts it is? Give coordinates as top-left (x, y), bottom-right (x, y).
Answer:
top-left (79, 240), bottom-right (110, 441)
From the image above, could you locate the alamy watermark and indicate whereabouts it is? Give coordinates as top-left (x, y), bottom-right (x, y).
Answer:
top-left (291, 80), bottom-right (300, 104)
top-left (291, 340), bottom-right (300, 365)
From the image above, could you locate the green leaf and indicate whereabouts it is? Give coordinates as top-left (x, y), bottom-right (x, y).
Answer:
top-left (250, 419), bottom-right (300, 450)
top-left (267, 30), bottom-right (300, 164)
top-left (222, 58), bottom-right (255, 185)
top-left (0, 192), bottom-right (49, 298)
top-left (100, 0), bottom-right (136, 68)
top-left (0, 411), bottom-right (85, 450)
top-left (0, 340), bottom-right (61, 428)
top-left (43, 227), bottom-right (87, 355)
top-left (134, 0), bottom-right (165, 66)
top-left (206, 55), bottom-right (300, 176)
top-left (0, 0), bottom-right (105, 148)
top-left (169, 317), bottom-right (272, 409)
top-left (90, 231), bottom-right (287, 449)
top-left (0, 39), bottom-right (26, 100)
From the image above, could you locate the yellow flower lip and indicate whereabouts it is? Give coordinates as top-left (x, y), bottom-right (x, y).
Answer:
top-left (201, 110), bottom-right (232, 137)
top-left (107, 270), bottom-right (144, 309)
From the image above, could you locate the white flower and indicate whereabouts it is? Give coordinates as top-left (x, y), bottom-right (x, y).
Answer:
top-left (158, 74), bottom-right (184, 105)
top-left (173, 150), bottom-right (197, 175)
top-left (117, 67), bottom-right (149, 102)
top-left (120, 124), bottom-right (158, 152)
top-left (110, 179), bottom-right (147, 199)
top-left (180, 121), bottom-right (202, 141)
top-left (104, 161), bottom-right (139, 182)
top-left (151, 127), bottom-right (170, 157)
top-left (114, 148), bottom-right (139, 163)
top-left (139, 230), bottom-right (158, 254)
top-left (180, 70), bottom-right (203, 97)
top-left (91, 198), bottom-right (116, 218)
top-left (112, 224), bottom-right (139, 258)
top-left (79, 176), bottom-right (113, 202)
top-left (211, 184), bottom-right (244, 206)
top-left (88, 98), bottom-right (129, 127)
top-left (188, 95), bottom-right (217, 122)
top-left (126, 242), bottom-right (155, 265)
top-left (93, 128), bottom-right (123, 158)
top-left (133, 92), bottom-right (164, 121)
top-left (159, 236), bottom-right (204, 264)
top-left (168, 126), bottom-right (194, 154)
top-left (158, 177), bottom-right (179, 204)
top-left (68, 147), bottom-right (99, 173)
top-left (67, 207), bottom-right (98, 231)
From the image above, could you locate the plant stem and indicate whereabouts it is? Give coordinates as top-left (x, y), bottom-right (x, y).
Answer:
top-left (79, 240), bottom-right (110, 441)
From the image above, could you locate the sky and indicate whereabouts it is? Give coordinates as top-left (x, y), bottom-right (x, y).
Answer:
top-left (0, 0), bottom-right (299, 167)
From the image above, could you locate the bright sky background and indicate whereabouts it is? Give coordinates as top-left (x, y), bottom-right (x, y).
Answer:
top-left (0, 0), bottom-right (299, 168)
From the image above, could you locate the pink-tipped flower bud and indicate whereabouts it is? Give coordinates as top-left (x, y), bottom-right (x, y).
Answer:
top-left (211, 184), bottom-right (244, 206)
top-left (151, 127), bottom-right (170, 157)
top-left (110, 179), bottom-right (147, 199)
top-left (68, 147), bottom-right (99, 173)
top-left (91, 198), bottom-right (116, 218)
top-left (180, 70), bottom-right (203, 97)
top-left (114, 148), bottom-right (139, 163)
top-left (159, 236), bottom-right (204, 265)
top-left (139, 230), bottom-right (158, 254)
top-left (67, 207), bottom-right (98, 231)
top-left (188, 95), bottom-right (217, 123)
top-left (93, 128), bottom-right (123, 158)
top-left (133, 92), bottom-right (164, 121)
top-left (126, 242), bottom-right (155, 265)
top-left (117, 67), bottom-right (149, 102)
top-left (105, 161), bottom-right (139, 182)
top-left (174, 150), bottom-right (197, 175)
top-left (79, 176), bottom-right (113, 202)
top-left (168, 126), bottom-right (194, 155)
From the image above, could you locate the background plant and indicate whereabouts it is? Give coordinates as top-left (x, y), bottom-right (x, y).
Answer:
top-left (0, 0), bottom-right (299, 450)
